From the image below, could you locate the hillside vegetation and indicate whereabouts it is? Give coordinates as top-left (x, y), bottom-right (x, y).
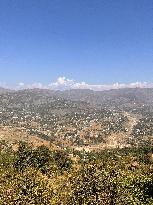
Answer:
top-left (0, 141), bottom-right (153, 204)
top-left (0, 88), bottom-right (153, 204)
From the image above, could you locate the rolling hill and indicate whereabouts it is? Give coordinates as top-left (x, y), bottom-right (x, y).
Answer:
top-left (0, 88), bottom-right (153, 149)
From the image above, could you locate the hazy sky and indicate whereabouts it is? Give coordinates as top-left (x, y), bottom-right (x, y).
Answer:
top-left (0, 0), bottom-right (152, 86)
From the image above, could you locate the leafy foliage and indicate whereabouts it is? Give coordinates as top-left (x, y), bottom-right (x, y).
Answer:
top-left (0, 140), bottom-right (153, 204)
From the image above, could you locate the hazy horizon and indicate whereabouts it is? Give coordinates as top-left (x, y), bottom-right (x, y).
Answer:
top-left (1, 76), bottom-right (153, 91)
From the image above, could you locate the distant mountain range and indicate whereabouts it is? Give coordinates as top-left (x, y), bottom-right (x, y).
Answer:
top-left (1, 87), bottom-right (153, 108)
top-left (0, 87), bottom-right (14, 94)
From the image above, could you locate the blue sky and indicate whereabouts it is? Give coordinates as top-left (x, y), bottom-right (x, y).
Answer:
top-left (0, 0), bottom-right (152, 87)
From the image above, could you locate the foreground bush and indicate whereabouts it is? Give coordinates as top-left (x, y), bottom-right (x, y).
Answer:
top-left (0, 141), bottom-right (153, 204)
